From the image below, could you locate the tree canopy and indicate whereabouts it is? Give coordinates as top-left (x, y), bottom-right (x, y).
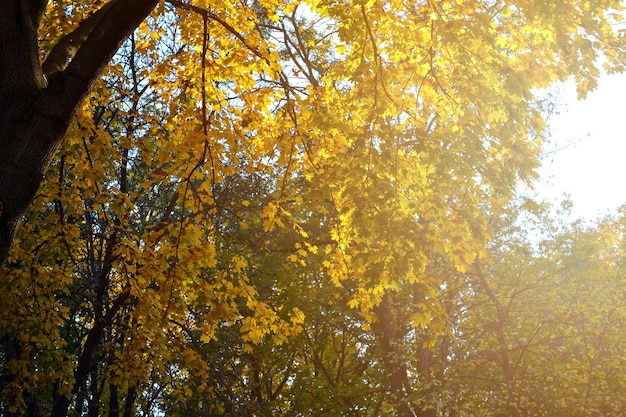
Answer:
top-left (1, 0), bottom-right (626, 416)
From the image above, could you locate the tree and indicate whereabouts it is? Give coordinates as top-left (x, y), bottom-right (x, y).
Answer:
top-left (2, 0), bottom-right (626, 416)
top-left (2, 0), bottom-right (625, 263)
top-left (436, 200), bottom-right (626, 417)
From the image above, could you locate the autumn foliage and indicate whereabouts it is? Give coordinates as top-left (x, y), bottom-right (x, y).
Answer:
top-left (1, 0), bottom-right (626, 416)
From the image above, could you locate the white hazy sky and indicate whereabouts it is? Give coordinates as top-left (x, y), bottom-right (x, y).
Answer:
top-left (532, 72), bottom-right (626, 220)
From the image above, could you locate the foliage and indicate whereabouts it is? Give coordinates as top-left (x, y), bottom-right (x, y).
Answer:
top-left (1, 0), bottom-right (626, 416)
top-left (434, 200), bottom-right (626, 417)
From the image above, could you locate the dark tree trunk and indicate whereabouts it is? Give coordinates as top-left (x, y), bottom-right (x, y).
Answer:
top-left (0, 0), bottom-right (50, 264)
top-left (122, 386), bottom-right (137, 417)
top-left (109, 384), bottom-right (120, 417)
top-left (0, 0), bottom-right (158, 265)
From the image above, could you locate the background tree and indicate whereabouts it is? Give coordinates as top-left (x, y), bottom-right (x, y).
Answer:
top-left (435, 200), bottom-right (626, 417)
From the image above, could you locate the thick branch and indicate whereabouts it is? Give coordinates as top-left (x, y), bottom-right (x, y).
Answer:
top-left (41, 1), bottom-right (115, 78)
top-left (46, 0), bottom-right (159, 113)
top-left (50, 288), bottom-right (130, 417)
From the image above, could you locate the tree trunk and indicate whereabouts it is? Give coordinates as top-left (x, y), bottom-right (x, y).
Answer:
top-left (122, 386), bottom-right (137, 417)
top-left (474, 263), bottom-right (521, 417)
top-left (0, 0), bottom-right (158, 265)
top-left (373, 294), bottom-right (416, 417)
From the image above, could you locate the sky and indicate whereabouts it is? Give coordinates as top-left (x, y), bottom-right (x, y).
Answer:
top-left (531, 71), bottom-right (626, 221)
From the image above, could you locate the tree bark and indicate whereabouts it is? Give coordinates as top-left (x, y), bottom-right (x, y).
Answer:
top-left (0, 0), bottom-right (158, 265)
